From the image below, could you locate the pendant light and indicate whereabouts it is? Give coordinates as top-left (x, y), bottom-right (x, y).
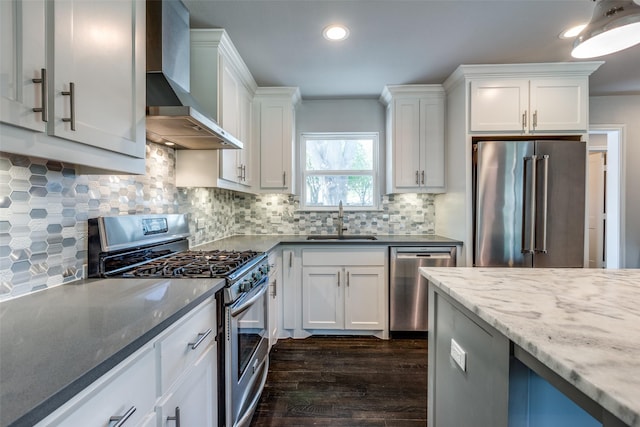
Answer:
top-left (571, 0), bottom-right (640, 58)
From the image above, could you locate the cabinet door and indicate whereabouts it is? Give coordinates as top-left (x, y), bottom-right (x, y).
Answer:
top-left (302, 267), bottom-right (343, 330)
top-left (259, 100), bottom-right (292, 190)
top-left (392, 98), bottom-right (422, 189)
top-left (267, 249), bottom-right (279, 348)
top-left (282, 249), bottom-right (299, 330)
top-left (238, 85), bottom-right (252, 185)
top-left (344, 267), bottom-right (385, 330)
top-left (44, 347), bottom-right (156, 427)
top-left (0, 0), bottom-right (46, 132)
top-left (420, 97), bottom-right (445, 189)
top-left (220, 57), bottom-right (242, 183)
top-left (470, 79), bottom-right (529, 132)
top-left (157, 343), bottom-right (217, 427)
top-left (529, 78), bottom-right (587, 132)
top-left (51, 0), bottom-right (144, 159)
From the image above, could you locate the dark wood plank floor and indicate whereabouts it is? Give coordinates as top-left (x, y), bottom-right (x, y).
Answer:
top-left (250, 336), bottom-right (428, 427)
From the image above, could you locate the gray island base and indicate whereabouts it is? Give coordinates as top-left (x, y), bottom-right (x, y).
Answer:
top-left (421, 267), bottom-right (639, 427)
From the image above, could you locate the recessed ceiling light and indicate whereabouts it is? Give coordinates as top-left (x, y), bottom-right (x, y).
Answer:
top-left (323, 25), bottom-right (349, 41)
top-left (560, 24), bottom-right (588, 39)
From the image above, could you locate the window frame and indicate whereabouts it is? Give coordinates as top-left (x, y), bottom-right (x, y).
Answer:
top-left (299, 132), bottom-right (380, 211)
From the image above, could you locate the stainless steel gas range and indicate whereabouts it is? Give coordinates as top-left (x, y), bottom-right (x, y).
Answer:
top-left (88, 214), bottom-right (269, 427)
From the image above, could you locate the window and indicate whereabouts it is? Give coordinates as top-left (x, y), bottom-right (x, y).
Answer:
top-left (300, 132), bottom-right (379, 210)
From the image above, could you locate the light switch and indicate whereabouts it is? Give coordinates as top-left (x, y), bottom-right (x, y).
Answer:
top-left (450, 338), bottom-right (467, 372)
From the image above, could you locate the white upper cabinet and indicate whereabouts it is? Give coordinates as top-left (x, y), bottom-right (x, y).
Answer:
top-left (0, 0), bottom-right (47, 133)
top-left (381, 85), bottom-right (446, 194)
top-left (180, 29), bottom-right (256, 191)
top-left (51, 0), bottom-right (144, 157)
top-left (0, 0), bottom-right (146, 174)
top-left (470, 77), bottom-right (588, 133)
top-left (254, 87), bottom-right (301, 194)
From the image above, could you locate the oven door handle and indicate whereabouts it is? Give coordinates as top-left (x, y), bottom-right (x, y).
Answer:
top-left (230, 277), bottom-right (269, 317)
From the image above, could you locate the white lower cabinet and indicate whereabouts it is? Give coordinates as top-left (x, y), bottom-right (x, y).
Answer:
top-left (156, 343), bottom-right (217, 427)
top-left (35, 345), bottom-right (156, 427)
top-left (35, 297), bottom-right (217, 427)
top-left (301, 248), bottom-right (386, 333)
top-left (267, 250), bottom-right (280, 348)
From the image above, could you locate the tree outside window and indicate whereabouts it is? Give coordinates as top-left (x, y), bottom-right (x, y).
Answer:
top-left (301, 133), bottom-right (378, 209)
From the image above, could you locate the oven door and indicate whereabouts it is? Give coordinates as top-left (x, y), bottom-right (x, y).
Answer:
top-left (226, 276), bottom-right (270, 427)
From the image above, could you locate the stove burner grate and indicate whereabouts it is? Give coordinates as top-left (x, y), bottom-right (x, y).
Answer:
top-left (121, 250), bottom-right (260, 278)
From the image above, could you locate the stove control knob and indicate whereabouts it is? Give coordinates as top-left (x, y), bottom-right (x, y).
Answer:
top-left (241, 279), bottom-right (251, 292)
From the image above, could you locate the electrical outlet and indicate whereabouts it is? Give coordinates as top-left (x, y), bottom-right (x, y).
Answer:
top-left (196, 218), bottom-right (206, 230)
top-left (413, 214), bottom-right (425, 223)
top-left (450, 338), bottom-right (467, 372)
top-left (271, 215), bottom-right (282, 224)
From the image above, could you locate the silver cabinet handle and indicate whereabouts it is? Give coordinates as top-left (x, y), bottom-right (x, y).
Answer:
top-left (346, 271), bottom-right (350, 287)
top-left (188, 328), bottom-right (212, 350)
top-left (532, 110), bottom-right (538, 130)
top-left (242, 165), bottom-right (246, 181)
top-left (522, 110), bottom-right (527, 132)
top-left (282, 171), bottom-right (286, 187)
top-left (337, 271), bottom-right (340, 287)
top-left (61, 82), bottom-right (76, 131)
top-left (32, 68), bottom-right (48, 122)
top-left (271, 278), bottom-right (277, 298)
top-left (289, 252), bottom-right (292, 268)
top-left (109, 406), bottom-right (136, 427)
top-left (421, 170), bottom-right (425, 185)
top-left (237, 165), bottom-right (244, 180)
top-left (415, 170), bottom-right (419, 185)
top-left (167, 406), bottom-right (181, 427)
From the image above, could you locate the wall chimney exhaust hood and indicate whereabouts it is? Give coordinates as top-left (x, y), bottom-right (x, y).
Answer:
top-left (146, 0), bottom-right (242, 150)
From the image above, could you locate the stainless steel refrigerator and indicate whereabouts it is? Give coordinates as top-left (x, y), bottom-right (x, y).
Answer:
top-left (473, 139), bottom-right (586, 267)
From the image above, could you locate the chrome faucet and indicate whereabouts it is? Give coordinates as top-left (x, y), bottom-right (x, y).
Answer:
top-left (337, 200), bottom-right (347, 237)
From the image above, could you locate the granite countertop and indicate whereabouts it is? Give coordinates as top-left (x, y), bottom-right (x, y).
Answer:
top-left (0, 277), bottom-right (225, 427)
top-left (419, 267), bottom-right (640, 427)
top-left (192, 234), bottom-right (462, 252)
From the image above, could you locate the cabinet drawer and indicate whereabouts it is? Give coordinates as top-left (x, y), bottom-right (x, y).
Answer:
top-left (157, 299), bottom-right (216, 393)
top-left (302, 248), bottom-right (385, 266)
top-left (38, 346), bottom-right (155, 427)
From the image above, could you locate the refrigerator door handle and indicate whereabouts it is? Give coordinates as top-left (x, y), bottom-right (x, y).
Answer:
top-left (536, 155), bottom-right (550, 253)
top-left (522, 155), bottom-right (537, 254)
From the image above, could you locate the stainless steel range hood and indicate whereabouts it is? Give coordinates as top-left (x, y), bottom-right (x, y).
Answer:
top-left (146, 0), bottom-right (242, 150)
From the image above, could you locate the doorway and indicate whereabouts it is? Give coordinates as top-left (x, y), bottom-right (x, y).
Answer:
top-left (588, 126), bottom-right (625, 268)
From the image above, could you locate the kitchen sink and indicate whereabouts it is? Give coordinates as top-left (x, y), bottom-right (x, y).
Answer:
top-left (306, 235), bottom-right (378, 241)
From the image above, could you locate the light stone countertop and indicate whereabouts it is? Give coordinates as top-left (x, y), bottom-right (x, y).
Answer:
top-left (419, 267), bottom-right (640, 427)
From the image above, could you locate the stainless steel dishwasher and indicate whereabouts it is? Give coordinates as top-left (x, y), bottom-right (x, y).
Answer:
top-left (390, 246), bottom-right (456, 332)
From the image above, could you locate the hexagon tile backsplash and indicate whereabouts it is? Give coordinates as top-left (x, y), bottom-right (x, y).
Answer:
top-left (1, 143), bottom-right (436, 301)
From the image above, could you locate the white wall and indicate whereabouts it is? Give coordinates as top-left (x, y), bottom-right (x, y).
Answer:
top-left (590, 95), bottom-right (640, 268)
top-left (296, 98), bottom-right (386, 134)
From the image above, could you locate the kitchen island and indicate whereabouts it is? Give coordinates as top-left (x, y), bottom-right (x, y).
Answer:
top-left (420, 267), bottom-right (640, 427)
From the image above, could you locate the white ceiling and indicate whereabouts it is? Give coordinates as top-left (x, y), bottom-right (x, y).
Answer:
top-left (183, 0), bottom-right (640, 99)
